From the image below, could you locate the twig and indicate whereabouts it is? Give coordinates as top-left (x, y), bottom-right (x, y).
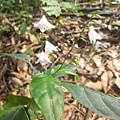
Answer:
top-left (51, 54), bottom-right (65, 68)
top-left (84, 109), bottom-right (92, 120)
top-left (0, 64), bottom-right (7, 80)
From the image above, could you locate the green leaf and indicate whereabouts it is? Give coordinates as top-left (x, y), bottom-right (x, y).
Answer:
top-left (95, 14), bottom-right (101, 18)
top-left (30, 74), bottom-right (64, 120)
top-left (51, 64), bottom-right (81, 83)
top-left (3, 94), bottom-right (31, 109)
top-left (0, 53), bottom-right (30, 63)
top-left (52, 67), bottom-right (78, 78)
top-left (3, 94), bottom-right (42, 119)
top-left (91, 19), bottom-right (99, 24)
top-left (28, 108), bottom-right (37, 120)
top-left (20, 22), bottom-right (27, 35)
top-left (45, 64), bottom-right (78, 76)
top-left (62, 82), bottom-right (120, 120)
top-left (0, 106), bottom-right (29, 120)
top-left (28, 108), bottom-right (43, 120)
top-left (60, 2), bottom-right (75, 10)
top-left (42, 0), bottom-right (59, 6)
top-left (42, 6), bottom-right (61, 17)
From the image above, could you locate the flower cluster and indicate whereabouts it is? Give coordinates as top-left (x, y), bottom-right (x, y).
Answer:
top-left (34, 15), bottom-right (102, 65)
top-left (34, 15), bottom-right (57, 66)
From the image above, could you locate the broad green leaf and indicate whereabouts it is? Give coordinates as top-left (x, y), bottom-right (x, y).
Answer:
top-left (62, 82), bottom-right (120, 120)
top-left (51, 64), bottom-right (81, 83)
top-left (0, 53), bottom-right (30, 63)
top-left (45, 64), bottom-right (78, 76)
top-left (28, 108), bottom-right (37, 120)
top-left (20, 22), bottom-right (27, 35)
top-left (52, 67), bottom-right (79, 78)
top-left (3, 94), bottom-right (43, 119)
top-left (30, 74), bottom-right (64, 120)
top-left (0, 106), bottom-right (29, 120)
top-left (3, 94), bottom-right (31, 109)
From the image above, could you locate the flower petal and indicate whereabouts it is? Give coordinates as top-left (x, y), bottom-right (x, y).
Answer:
top-left (35, 52), bottom-right (51, 65)
top-left (45, 41), bottom-right (58, 54)
top-left (33, 15), bottom-right (55, 32)
top-left (88, 27), bottom-right (102, 43)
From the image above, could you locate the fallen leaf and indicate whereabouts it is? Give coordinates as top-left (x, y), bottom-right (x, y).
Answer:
top-left (114, 71), bottom-right (120, 88)
top-left (29, 33), bottom-right (39, 44)
top-left (17, 59), bottom-right (28, 77)
top-left (107, 71), bottom-right (113, 80)
top-left (10, 77), bottom-right (23, 86)
top-left (86, 81), bottom-right (102, 91)
top-left (107, 60), bottom-right (115, 72)
top-left (113, 59), bottom-right (120, 72)
top-left (101, 70), bottom-right (109, 93)
top-left (79, 58), bottom-right (86, 69)
top-left (21, 45), bottom-right (27, 53)
top-left (93, 55), bottom-right (102, 67)
top-left (85, 64), bottom-right (94, 73)
top-left (115, 77), bottom-right (120, 89)
top-left (97, 66), bottom-right (105, 76)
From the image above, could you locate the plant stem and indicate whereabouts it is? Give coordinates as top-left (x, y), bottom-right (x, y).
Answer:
top-left (52, 11), bottom-right (99, 75)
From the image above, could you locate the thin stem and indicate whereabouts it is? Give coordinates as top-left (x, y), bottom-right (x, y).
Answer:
top-left (52, 11), bottom-right (99, 76)
top-left (27, 98), bottom-right (34, 109)
top-left (28, 62), bottom-right (40, 75)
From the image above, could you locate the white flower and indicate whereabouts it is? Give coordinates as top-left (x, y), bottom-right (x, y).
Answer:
top-left (35, 52), bottom-right (51, 66)
top-left (33, 15), bottom-right (55, 32)
top-left (88, 27), bottom-right (102, 43)
top-left (45, 41), bottom-right (58, 54)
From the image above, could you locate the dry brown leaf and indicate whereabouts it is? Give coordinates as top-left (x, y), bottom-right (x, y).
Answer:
top-left (107, 49), bottom-right (119, 58)
top-left (10, 77), bottom-right (23, 86)
top-left (101, 71), bottom-right (109, 93)
top-left (17, 59), bottom-right (28, 77)
top-left (21, 45), bottom-right (27, 53)
top-left (93, 55), bottom-right (102, 67)
top-left (85, 64), bottom-right (94, 73)
top-left (29, 33), bottom-right (39, 44)
top-left (115, 77), bottom-right (120, 89)
top-left (86, 81), bottom-right (102, 91)
top-left (97, 66), bottom-right (105, 76)
top-left (114, 71), bottom-right (120, 88)
top-left (114, 70), bottom-right (119, 78)
top-left (10, 71), bottom-right (26, 81)
top-left (64, 105), bottom-right (73, 120)
top-left (79, 58), bottom-right (86, 69)
top-left (11, 36), bottom-right (16, 45)
top-left (107, 60), bottom-right (115, 72)
top-left (113, 59), bottom-right (120, 71)
top-left (107, 71), bottom-right (113, 80)
top-left (10, 71), bottom-right (32, 82)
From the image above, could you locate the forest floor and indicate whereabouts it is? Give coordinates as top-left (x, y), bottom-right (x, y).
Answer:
top-left (0, 1), bottom-right (120, 120)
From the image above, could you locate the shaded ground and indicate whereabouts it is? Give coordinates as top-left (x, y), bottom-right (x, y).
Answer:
top-left (0, 1), bottom-right (120, 120)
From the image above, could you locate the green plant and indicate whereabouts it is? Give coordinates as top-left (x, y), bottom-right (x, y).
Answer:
top-left (41, 0), bottom-right (76, 17)
top-left (1, 13), bottom-right (120, 120)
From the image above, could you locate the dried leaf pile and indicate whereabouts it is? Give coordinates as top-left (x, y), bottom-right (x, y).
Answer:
top-left (0, 2), bottom-right (120, 120)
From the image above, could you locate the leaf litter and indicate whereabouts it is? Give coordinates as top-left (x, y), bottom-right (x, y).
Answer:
top-left (0, 1), bottom-right (120, 120)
